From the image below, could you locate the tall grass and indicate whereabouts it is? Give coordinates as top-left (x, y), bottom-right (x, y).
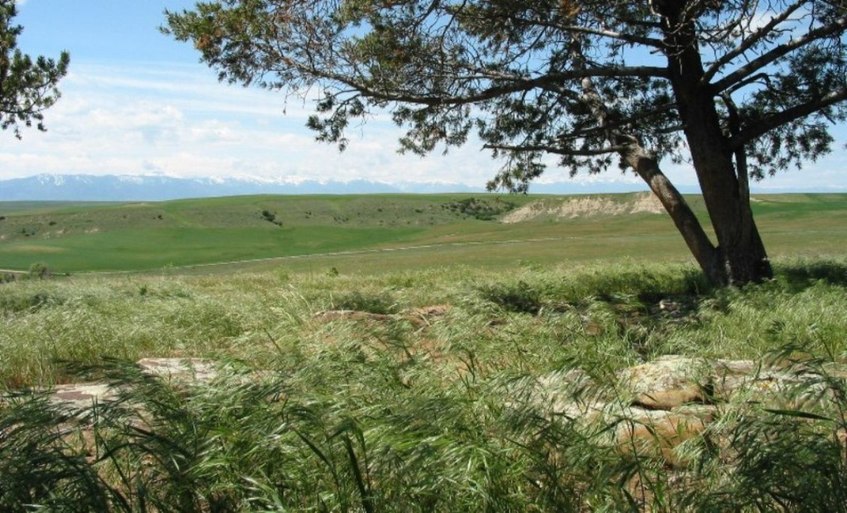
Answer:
top-left (2, 258), bottom-right (847, 511)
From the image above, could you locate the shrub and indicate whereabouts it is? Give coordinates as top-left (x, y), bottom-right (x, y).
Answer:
top-left (332, 290), bottom-right (397, 314)
top-left (477, 281), bottom-right (542, 314)
top-left (442, 197), bottom-right (516, 220)
top-left (260, 209), bottom-right (283, 226)
top-left (0, 291), bottom-right (60, 314)
top-left (28, 263), bottom-right (50, 280)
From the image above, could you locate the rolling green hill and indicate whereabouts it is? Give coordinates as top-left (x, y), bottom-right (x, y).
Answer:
top-left (1, 193), bottom-right (845, 274)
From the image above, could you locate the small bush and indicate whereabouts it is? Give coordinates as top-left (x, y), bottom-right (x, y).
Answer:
top-left (28, 263), bottom-right (50, 280)
top-left (332, 290), bottom-right (397, 314)
top-left (260, 209), bottom-right (283, 226)
top-left (442, 197), bottom-right (516, 220)
top-left (477, 281), bottom-right (542, 314)
top-left (0, 291), bottom-right (59, 314)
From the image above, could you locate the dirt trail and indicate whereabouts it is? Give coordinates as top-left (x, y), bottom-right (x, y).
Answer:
top-left (43, 236), bottom-right (569, 276)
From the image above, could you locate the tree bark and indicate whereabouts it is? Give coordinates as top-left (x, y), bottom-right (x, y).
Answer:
top-left (621, 143), bottom-right (725, 284)
top-left (657, 0), bottom-right (773, 285)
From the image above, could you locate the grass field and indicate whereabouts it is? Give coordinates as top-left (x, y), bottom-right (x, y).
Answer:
top-left (2, 258), bottom-right (847, 511)
top-left (2, 193), bottom-right (847, 511)
top-left (2, 192), bottom-right (846, 274)
top-left (0, 194), bottom-right (529, 272)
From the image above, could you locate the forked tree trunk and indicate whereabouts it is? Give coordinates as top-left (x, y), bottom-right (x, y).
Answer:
top-left (620, 145), bottom-right (726, 285)
top-left (670, 63), bottom-right (772, 285)
top-left (656, 0), bottom-right (773, 285)
top-left (578, 2), bottom-right (772, 286)
top-left (627, 143), bottom-right (771, 286)
top-left (622, 141), bottom-right (771, 286)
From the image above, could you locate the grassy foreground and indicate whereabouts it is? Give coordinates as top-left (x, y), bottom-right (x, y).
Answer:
top-left (2, 259), bottom-right (847, 511)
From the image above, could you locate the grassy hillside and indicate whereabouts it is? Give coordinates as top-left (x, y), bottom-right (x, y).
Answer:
top-left (0, 194), bottom-right (530, 272)
top-left (1, 193), bottom-right (846, 274)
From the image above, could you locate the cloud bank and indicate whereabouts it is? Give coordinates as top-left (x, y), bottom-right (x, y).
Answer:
top-left (0, 61), bottom-right (842, 192)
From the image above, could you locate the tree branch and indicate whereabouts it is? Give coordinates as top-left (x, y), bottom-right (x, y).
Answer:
top-left (552, 106), bottom-right (680, 143)
top-left (724, 72), bottom-right (772, 95)
top-left (554, 24), bottom-right (665, 48)
top-left (483, 142), bottom-right (625, 156)
top-left (729, 87), bottom-right (847, 150)
top-left (327, 65), bottom-right (668, 106)
top-left (711, 14), bottom-right (847, 94)
top-left (702, 0), bottom-right (806, 84)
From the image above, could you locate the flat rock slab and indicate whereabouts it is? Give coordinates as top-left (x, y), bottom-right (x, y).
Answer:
top-left (50, 382), bottom-right (115, 410)
top-left (34, 358), bottom-right (218, 410)
top-left (527, 354), bottom-right (847, 469)
top-left (614, 405), bottom-right (716, 467)
top-left (137, 357), bottom-right (217, 382)
top-left (615, 355), bottom-right (830, 409)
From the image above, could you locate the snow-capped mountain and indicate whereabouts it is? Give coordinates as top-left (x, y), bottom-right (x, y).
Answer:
top-left (0, 174), bottom-right (655, 201)
top-left (0, 174), bottom-right (482, 201)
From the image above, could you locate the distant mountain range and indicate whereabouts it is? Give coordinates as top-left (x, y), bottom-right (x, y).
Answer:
top-left (0, 174), bottom-right (655, 201)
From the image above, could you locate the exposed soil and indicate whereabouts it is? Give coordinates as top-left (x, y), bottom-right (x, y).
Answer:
top-left (501, 193), bottom-right (664, 223)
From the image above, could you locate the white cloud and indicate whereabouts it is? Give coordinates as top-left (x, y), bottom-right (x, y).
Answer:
top-left (0, 61), bottom-right (501, 185)
top-left (0, 60), bottom-right (844, 192)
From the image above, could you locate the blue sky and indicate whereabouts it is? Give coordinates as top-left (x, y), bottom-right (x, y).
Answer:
top-left (1, 0), bottom-right (845, 191)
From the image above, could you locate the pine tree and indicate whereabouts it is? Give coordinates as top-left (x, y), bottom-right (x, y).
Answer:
top-left (165, 0), bottom-right (847, 285)
top-left (0, 0), bottom-right (69, 138)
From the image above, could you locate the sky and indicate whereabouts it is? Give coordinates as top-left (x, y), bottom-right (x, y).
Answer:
top-left (0, 0), bottom-right (845, 192)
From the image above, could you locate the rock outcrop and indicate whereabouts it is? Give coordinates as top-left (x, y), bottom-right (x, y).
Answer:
top-left (529, 355), bottom-right (846, 469)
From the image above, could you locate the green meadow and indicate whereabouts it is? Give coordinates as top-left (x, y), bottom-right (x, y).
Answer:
top-left (0, 194), bottom-right (526, 272)
top-left (2, 193), bottom-right (846, 274)
top-left (2, 193), bottom-right (847, 512)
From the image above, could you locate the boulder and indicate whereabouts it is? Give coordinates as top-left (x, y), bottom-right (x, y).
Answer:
top-left (614, 405), bottom-right (715, 468)
top-left (618, 355), bottom-right (710, 410)
top-left (137, 357), bottom-right (217, 383)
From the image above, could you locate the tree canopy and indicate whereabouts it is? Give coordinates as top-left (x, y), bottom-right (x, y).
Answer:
top-left (166, 0), bottom-right (847, 285)
top-left (0, 0), bottom-right (69, 138)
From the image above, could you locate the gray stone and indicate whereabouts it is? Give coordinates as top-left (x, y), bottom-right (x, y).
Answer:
top-left (49, 382), bottom-right (115, 410)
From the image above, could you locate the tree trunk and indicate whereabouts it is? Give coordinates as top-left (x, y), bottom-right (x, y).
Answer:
top-left (657, 1), bottom-right (773, 285)
top-left (621, 144), bottom-right (725, 285)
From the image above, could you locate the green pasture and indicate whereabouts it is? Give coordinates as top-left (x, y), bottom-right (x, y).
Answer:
top-left (1, 192), bottom-right (846, 274)
top-left (0, 226), bottom-right (428, 271)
